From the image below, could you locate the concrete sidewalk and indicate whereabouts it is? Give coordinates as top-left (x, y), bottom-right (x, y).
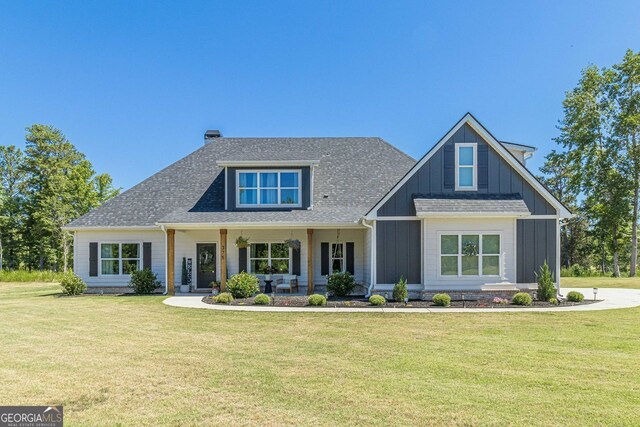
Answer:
top-left (163, 287), bottom-right (640, 313)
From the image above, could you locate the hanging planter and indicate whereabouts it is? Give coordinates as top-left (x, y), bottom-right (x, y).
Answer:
top-left (235, 236), bottom-right (249, 248)
top-left (284, 238), bottom-right (301, 250)
top-left (462, 242), bottom-right (479, 257)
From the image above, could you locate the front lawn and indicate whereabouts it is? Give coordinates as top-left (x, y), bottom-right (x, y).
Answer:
top-left (562, 275), bottom-right (640, 289)
top-left (1, 282), bottom-right (639, 426)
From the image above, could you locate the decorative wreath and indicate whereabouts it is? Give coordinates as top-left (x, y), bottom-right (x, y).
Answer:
top-left (462, 242), bottom-right (479, 257)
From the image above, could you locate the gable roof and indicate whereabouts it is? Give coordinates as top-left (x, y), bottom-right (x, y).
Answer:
top-left (413, 194), bottom-right (530, 217)
top-left (364, 113), bottom-right (573, 219)
top-left (65, 137), bottom-right (416, 229)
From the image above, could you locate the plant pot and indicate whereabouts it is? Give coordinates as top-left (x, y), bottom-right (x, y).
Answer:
top-left (179, 285), bottom-right (189, 293)
top-left (264, 274), bottom-right (272, 281)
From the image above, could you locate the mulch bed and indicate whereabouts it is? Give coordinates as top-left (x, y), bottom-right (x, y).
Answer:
top-left (201, 295), bottom-right (599, 308)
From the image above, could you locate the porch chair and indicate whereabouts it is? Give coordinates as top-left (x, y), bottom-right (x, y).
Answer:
top-left (275, 275), bottom-right (299, 294)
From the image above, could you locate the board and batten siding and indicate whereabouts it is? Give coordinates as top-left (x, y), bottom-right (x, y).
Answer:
top-left (376, 220), bottom-right (421, 285)
top-left (74, 230), bottom-right (166, 287)
top-left (423, 218), bottom-right (515, 289)
top-left (377, 123), bottom-right (556, 217)
top-left (516, 219), bottom-right (557, 284)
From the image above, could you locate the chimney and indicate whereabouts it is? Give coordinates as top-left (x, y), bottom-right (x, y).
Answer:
top-left (204, 130), bottom-right (222, 143)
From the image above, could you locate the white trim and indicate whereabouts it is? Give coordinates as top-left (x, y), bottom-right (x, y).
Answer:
top-left (501, 141), bottom-right (537, 153)
top-left (416, 212), bottom-right (530, 218)
top-left (309, 164), bottom-right (315, 210)
top-left (73, 231), bottom-right (77, 274)
top-left (217, 160), bottom-right (320, 167)
top-left (375, 216), bottom-right (421, 221)
top-left (236, 169), bottom-right (302, 208)
top-left (155, 222), bottom-right (364, 229)
top-left (364, 113), bottom-right (572, 219)
top-left (513, 218), bottom-right (518, 284)
top-left (97, 241), bottom-right (142, 277)
top-left (437, 231), bottom-right (502, 278)
top-left (224, 167), bottom-right (228, 210)
top-left (518, 215), bottom-right (559, 220)
top-left (454, 142), bottom-right (478, 191)
top-left (62, 225), bottom-right (159, 231)
top-left (556, 217), bottom-right (561, 293)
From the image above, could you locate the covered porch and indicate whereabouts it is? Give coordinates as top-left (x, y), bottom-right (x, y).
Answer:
top-left (164, 226), bottom-right (368, 295)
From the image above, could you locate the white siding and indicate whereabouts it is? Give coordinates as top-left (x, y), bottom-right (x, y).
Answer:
top-left (173, 230), bottom-right (219, 290)
top-left (423, 218), bottom-right (516, 290)
top-left (312, 229), bottom-right (366, 285)
top-left (74, 230), bottom-right (166, 287)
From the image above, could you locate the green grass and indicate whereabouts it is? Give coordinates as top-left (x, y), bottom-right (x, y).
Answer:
top-left (562, 275), bottom-right (640, 289)
top-left (1, 282), bottom-right (640, 426)
top-left (0, 269), bottom-right (67, 282)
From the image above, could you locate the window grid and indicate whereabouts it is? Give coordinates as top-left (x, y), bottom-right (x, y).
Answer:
top-left (330, 243), bottom-right (345, 273)
top-left (455, 143), bottom-right (477, 191)
top-left (237, 170), bottom-right (301, 207)
top-left (99, 243), bottom-right (141, 276)
top-left (249, 243), bottom-right (291, 274)
top-left (439, 233), bottom-right (500, 277)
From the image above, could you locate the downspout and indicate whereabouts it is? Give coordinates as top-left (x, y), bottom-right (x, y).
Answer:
top-left (361, 218), bottom-right (375, 297)
top-left (557, 217), bottom-right (564, 298)
top-left (160, 225), bottom-right (168, 295)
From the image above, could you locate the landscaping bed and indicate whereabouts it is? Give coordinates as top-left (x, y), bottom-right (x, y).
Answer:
top-left (202, 295), bottom-right (599, 308)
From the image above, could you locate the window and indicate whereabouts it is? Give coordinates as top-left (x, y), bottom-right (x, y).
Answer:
top-left (237, 170), bottom-right (301, 207)
top-left (331, 243), bottom-right (345, 273)
top-left (455, 143), bottom-right (477, 190)
top-left (439, 234), bottom-right (500, 277)
top-left (100, 243), bottom-right (141, 275)
top-left (249, 243), bottom-right (290, 274)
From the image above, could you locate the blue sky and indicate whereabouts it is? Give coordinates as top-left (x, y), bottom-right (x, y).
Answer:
top-left (0, 1), bottom-right (638, 190)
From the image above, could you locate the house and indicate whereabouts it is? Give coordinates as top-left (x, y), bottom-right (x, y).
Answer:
top-left (64, 113), bottom-right (571, 297)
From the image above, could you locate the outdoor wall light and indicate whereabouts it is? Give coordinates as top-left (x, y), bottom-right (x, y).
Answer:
top-left (593, 287), bottom-right (598, 301)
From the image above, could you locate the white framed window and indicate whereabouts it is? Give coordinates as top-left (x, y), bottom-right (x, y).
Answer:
top-left (439, 233), bottom-right (500, 277)
top-left (100, 243), bottom-right (141, 276)
top-left (237, 170), bottom-right (301, 207)
top-left (330, 243), bottom-right (345, 273)
top-left (455, 143), bottom-right (477, 191)
top-left (249, 243), bottom-right (291, 274)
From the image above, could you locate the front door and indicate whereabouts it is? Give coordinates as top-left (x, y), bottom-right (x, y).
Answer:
top-left (197, 243), bottom-right (216, 289)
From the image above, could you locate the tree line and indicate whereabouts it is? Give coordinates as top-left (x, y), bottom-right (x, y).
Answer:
top-left (0, 125), bottom-right (119, 272)
top-left (540, 49), bottom-right (640, 276)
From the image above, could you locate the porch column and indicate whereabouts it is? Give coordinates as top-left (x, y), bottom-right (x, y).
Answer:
top-left (220, 229), bottom-right (227, 291)
top-left (167, 229), bottom-right (175, 295)
top-left (307, 228), bottom-right (314, 295)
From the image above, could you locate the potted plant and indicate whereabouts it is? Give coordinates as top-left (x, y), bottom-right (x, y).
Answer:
top-left (284, 238), bottom-right (301, 250)
top-left (235, 236), bottom-right (249, 248)
top-left (263, 265), bottom-right (277, 281)
top-left (209, 280), bottom-right (220, 295)
top-left (180, 258), bottom-right (190, 293)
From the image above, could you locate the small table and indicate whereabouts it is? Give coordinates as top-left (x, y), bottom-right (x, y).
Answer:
top-left (264, 279), bottom-right (274, 294)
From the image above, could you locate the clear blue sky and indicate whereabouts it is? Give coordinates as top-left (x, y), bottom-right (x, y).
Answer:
top-left (0, 1), bottom-right (638, 190)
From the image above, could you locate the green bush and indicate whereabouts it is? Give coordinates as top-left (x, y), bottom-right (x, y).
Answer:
top-left (512, 292), bottom-right (532, 306)
top-left (60, 273), bottom-right (87, 295)
top-left (227, 272), bottom-right (260, 299)
top-left (566, 291), bottom-right (584, 302)
top-left (215, 292), bottom-right (234, 304)
top-left (0, 269), bottom-right (66, 283)
top-left (535, 261), bottom-right (556, 301)
top-left (369, 295), bottom-right (386, 306)
top-left (326, 271), bottom-right (355, 296)
top-left (432, 293), bottom-right (451, 307)
top-left (308, 294), bottom-right (327, 306)
top-left (128, 269), bottom-right (161, 294)
top-left (549, 297), bottom-right (559, 305)
top-left (392, 276), bottom-right (408, 302)
top-left (254, 293), bottom-right (271, 305)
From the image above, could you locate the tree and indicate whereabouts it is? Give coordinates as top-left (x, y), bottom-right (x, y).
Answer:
top-left (0, 146), bottom-right (27, 270)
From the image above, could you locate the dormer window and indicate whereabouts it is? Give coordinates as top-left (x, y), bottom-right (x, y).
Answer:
top-left (237, 170), bottom-right (301, 207)
top-left (455, 143), bottom-right (477, 191)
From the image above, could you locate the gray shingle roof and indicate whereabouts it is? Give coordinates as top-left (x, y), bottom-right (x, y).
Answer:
top-left (413, 194), bottom-right (530, 216)
top-left (66, 137), bottom-right (416, 228)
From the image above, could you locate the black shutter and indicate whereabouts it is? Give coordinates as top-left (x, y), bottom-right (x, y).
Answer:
top-left (239, 247), bottom-right (247, 273)
top-left (443, 144), bottom-right (455, 189)
top-left (321, 242), bottom-right (329, 276)
top-left (478, 144), bottom-right (488, 190)
top-left (89, 242), bottom-right (98, 277)
top-left (143, 242), bottom-right (152, 270)
top-left (346, 242), bottom-right (354, 275)
top-left (292, 247), bottom-right (301, 276)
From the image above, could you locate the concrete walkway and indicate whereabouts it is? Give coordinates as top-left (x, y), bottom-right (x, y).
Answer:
top-left (162, 287), bottom-right (640, 313)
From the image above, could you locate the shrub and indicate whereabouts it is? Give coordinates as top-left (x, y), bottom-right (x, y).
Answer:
top-left (432, 293), bottom-right (451, 307)
top-left (369, 295), bottom-right (386, 306)
top-left (535, 261), bottom-right (556, 301)
top-left (566, 291), bottom-right (584, 302)
top-left (512, 292), bottom-right (532, 306)
top-left (254, 293), bottom-right (271, 305)
top-left (549, 297), bottom-right (559, 305)
top-left (128, 269), bottom-right (161, 294)
top-left (60, 273), bottom-right (87, 295)
top-left (308, 294), bottom-right (327, 306)
top-left (492, 297), bottom-right (509, 305)
top-left (392, 276), bottom-right (408, 302)
top-left (327, 271), bottom-right (355, 296)
top-left (0, 269), bottom-right (66, 283)
top-left (215, 292), bottom-right (234, 304)
top-left (227, 272), bottom-right (260, 299)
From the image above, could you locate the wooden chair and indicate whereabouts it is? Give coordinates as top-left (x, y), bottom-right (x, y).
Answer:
top-left (275, 275), bottom-right (299, 294)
